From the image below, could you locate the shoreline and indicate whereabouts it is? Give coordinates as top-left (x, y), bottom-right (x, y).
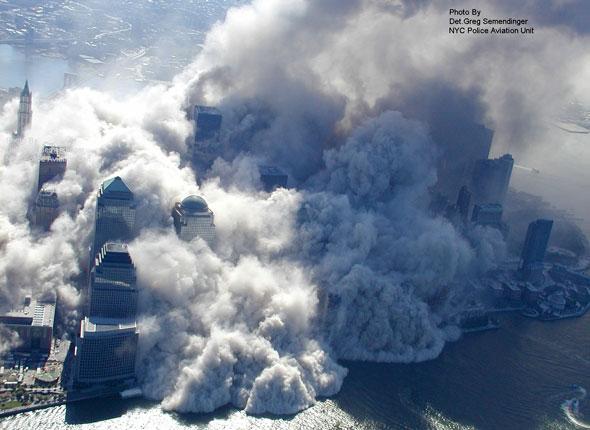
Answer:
top-left (0, 399), bottom-right (67, 419)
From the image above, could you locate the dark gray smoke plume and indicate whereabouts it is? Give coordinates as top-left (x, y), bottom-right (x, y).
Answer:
top-left (0, 0), bottom-right (589, 416)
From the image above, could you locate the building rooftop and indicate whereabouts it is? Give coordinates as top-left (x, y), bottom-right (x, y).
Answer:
top-left (180, 195), bottom-right (209, 214)
top-left (40, 146), bottom-right (66, 162)
top-left (81, 317), bottom-right (137, 337)
top-left (0, 296), bottom-right (55, 328)
top-left (21, 80), bottom-right (30, 96)
top-left (99, 176), bottom-right (134, 200)
top-left (195, 105), bottom-right (221, 116)
top-left (104, 242), bottom-right (128, 253)
top-left (96, 242), bottom-right (134, 266)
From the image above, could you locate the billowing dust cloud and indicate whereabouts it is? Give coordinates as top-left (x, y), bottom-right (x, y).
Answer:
top-left (0, 0), bottom-right (589, 416)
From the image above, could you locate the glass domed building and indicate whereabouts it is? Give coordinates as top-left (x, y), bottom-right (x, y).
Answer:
top-left (172, 195), bottom-right (216, 244)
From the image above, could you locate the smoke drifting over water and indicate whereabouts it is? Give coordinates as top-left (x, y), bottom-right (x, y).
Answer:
top-left (1, 0), bottom-right (589, 416)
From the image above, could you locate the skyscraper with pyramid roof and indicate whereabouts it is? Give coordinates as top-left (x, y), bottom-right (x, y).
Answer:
top-left (92, 176), bottom-right (136, 260)
top-left (16, 80), bottom-right (32, 138)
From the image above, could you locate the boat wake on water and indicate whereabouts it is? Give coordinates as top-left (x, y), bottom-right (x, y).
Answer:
top-left (562, 386), bottom-right (590, 428)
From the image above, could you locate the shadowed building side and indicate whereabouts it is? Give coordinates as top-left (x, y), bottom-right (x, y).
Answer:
top-left (74, 318), bottom-right (138, 385)
top-left (471, 154), bottom-right (514, 205)
top-left (38, 145), bottom-right (67, 191)
top-left (32, 188), bottom-right (59, 231)
top-left (520, 219), bottom-right (553, 282)
top-left (259, 165), bottom-right (288, 192)
top-left (456, 185), bottom-right (471, 223)
top-left (190, 105), bottom-right (222, 171)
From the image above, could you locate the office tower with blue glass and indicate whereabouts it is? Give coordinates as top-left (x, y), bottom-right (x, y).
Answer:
top-left (520, 219), bottom-right (553, 282)
top-left (92, 176), bottom-right (136, 260)
top-left (75, 176), bottom-right (140, 389)
top-left (194, 105), bottom-right (222, 142)
top-left (38, 146), bottom-right (67, 191)
top-left (471, 203), bottom-right (508, 236)
top-left (471, 203), bottom-right (503, 226)
top-left (74, 318), bottom-right (138, 385)
top-left (172, 195), bottom-right (216, 244)
top-left (191, 105), bottom-right (222, 168)
top-left (16, 80), bottom-right (32, 138)
top-left (32, 188), bottom-right (59, 230)
top-left (258, 165), bottom-right (288, 192)
top-left (471, 154), bottom-right (514, 204)
top-left (88, 243), bottom-right (138, 321)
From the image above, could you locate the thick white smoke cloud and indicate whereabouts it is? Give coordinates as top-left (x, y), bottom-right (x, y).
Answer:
top-left (0, 0), bottom-right (588, 417)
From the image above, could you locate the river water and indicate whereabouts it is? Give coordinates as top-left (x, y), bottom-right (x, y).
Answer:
top-left (0, 45), bottom-right (70, 96)
top-left (2, 313), bottom-right (590, 430)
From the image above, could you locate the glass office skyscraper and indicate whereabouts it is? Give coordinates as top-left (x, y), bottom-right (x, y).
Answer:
top-left (75, 176), bottom-right (139, 388)
top-left (89, 243), bottom-right (138, 321)
top-left (521, 219), bottom-right (553, 269)
top-left (92, 176), bottom-right (136, 260)
top-left (74, 318), bottom-right (138, 385)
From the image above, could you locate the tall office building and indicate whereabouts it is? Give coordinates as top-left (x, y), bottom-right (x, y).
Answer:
top-left (435, 121), bottom-right (493, 197)
top-left (456, 185), bottom-right (471, 223)
top-left (88, 243), bottom-right (138, 321)
top-left (74, 317), bottom-right (138, 385)
top-left (191, 105), bottom-right (222, 167)
top-left (471, 154), bottom-right (514, 204)
top-left (32, 188), bottom-right (59, 230)
top-left (194, 105), bottom-right (222, 142)
top-left (471, 203), bottom-right (503, 226)
top-left (92, 176), bottom-right (136, 259)
top-left (172, 195), bottom-right (216, 244)
top-left (38, 146), bottom-right (67, 191)
top-left (520, 219), bottom-right (553, 270)
top-left (77, 180), bottom-right (139, 389)
top-left (16, 80), bottom-right (32, 138)
top-left (259, 165), bottom-right (288, 192)
top-left (471, 203), bottom-right (508, 236)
